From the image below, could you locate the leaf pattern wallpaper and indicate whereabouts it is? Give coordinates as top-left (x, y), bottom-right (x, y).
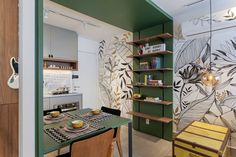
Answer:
top-left (174, 25), bottom-right (236, 146)
top-left (98, 32), bottom-right (133, 118)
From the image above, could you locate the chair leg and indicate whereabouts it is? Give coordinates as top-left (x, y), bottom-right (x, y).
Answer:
top-left (107, 142), bottom-right (114, 157)
top-left (116, 128), bottom-right (123, 157)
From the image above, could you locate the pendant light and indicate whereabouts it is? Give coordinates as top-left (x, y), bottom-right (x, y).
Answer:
top-left (201, 0), bottom-right (221, 86)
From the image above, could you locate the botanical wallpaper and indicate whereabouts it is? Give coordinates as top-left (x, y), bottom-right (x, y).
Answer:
top-left (182, 7), bottom-right (236, 37)
top-left (174, 21), bottom-right (236, 146)
top-left (98, 33), bottom-right (133, 117)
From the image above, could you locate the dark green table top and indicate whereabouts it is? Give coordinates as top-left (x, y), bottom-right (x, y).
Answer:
top-left (44, 108), bottom-right (131, 154)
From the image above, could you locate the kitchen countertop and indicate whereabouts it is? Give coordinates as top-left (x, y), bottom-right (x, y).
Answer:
top-left (44, 92), bottom-right (82, 98)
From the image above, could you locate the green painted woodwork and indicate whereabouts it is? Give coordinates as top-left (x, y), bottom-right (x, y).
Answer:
top-left (132, 21), bottom-right (173, 141)
top-left (44, 109), bottom-right (131, 154)
top-left (140, 103), bottom-right (163, 137)
top-left (35, 0), bottom-right (44, 157)
top-left (52, 0), bottom-right (172, 32)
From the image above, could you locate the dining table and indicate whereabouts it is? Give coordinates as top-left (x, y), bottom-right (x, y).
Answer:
top-left (44, 108), bottom-right (133, 157)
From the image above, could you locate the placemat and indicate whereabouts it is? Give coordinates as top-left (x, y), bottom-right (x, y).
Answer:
top-left (44, 123), bottom-right (104, 143)
top-left (64, 111), bottom-right (114, 124)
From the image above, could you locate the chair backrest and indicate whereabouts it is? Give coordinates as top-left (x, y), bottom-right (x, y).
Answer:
top-left (101, 106), bottom-right (121, 116)
top-left (70, 129), bottom-right (114, 157)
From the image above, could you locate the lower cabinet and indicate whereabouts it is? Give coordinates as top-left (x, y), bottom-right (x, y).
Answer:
top-left (43, 94), bottom-right (83, 111)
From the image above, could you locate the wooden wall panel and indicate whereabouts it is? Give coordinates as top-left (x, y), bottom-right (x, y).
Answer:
top-left (0, 104), bottom-right (9, 157)
top-left (0, 0), bottom-right (19, 157)
top-left (0, 0), bottom-right (18, 105)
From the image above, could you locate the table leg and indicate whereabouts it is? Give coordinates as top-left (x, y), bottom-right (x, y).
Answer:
top-left (128, 122), bottom-right (132, 157)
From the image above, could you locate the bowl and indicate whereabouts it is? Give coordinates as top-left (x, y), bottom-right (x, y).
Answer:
top-left (91, 109), bottom-right (102, 115)
top-left (49, 111), bottom-right (60, 118)
top-left (71, 120), bottom-right (84, 129)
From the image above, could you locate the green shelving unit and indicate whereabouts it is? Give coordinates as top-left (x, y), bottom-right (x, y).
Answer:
top-left (127, 22), bottom-right (173, 141)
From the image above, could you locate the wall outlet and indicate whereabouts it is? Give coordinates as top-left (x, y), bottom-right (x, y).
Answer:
top-left (146, 119), bottom-right (150, 125)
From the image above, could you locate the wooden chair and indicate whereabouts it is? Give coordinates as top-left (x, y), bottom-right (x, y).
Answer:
top-left (57, 129), bottom-right (114, 157)
top-left (101, 106), bottom-right (123, 157)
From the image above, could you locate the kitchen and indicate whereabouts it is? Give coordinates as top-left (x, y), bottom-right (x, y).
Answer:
top-left (43, 1), bottom-right (133, 156)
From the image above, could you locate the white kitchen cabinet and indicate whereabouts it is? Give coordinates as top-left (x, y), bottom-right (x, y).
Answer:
top-left (43, 98), bottom-right (50, 110)
top-left (43, 94), bottom-right (83, 111)
top-left (43, 24), bottom-right (52, 58)
top-left (50, 95), bottom-right (81, 109)
top-left (44, 24), bottom-right (78, 60)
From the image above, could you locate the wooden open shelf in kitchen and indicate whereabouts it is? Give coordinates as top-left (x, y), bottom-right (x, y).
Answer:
top-left (129, 98), bottom-right (173, 105)
top-left (126, 33), bottom-right (173, 45)
top-left (127, 50), bottom-right (172, 58)
top-left (127, 111), bottom-right (172, 123)
top-left (43, 58), bottom-right (78, 71)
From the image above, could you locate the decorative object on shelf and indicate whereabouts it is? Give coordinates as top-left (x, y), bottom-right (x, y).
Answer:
top-left (140, 62), bottom-right (150, 70)
top-left (151, 43), bottom-right (166, 53)
top-left (147, 74), bottom-right (152, 83)
top-left (7, 57), bottom-right (19, 89)
top-left (132, 94), bottom-right (142, 99)
top-left (144, 97), bottom-right (161, 103)
top-left (148, 79), bottom-right (163, 86)
top-left (151, 57), bottom-right (161, 69)
top-left (201, 0), bottom-right (221, 86)
top-left (143, 43), bottom-right (151, 54)
top-left (138, 45), bottom-right (144, 55)
top-left (144, 75), bottom-right (148, 85)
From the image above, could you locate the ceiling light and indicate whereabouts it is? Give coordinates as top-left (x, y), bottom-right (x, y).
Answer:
top-left (201, 0), bottom-right (221, 87)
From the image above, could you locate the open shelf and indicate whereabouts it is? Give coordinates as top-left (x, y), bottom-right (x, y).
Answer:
top-left (127, 111), bottom-right (172, 123)
top-left (127, 50), bottom-right (172, 58)
top-left (129, 98), bottom-right (173, 105)
top-left (127, 84), bottom-right (172, 88)
top-left (128, 68), bottom-right (173, 72)
top-left (44, 58), bottom-right (78, 71)
top-left (126, 33), bottom-right (173, 45)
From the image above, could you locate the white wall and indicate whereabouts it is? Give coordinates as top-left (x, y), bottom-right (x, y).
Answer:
top-left (77, 37), bottom-right (99, 109)
top-left (19, 0), bottom-right (35, 157)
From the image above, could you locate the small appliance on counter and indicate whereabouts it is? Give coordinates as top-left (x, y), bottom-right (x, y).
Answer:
top-left (49, 87), bottom-right (70, 95)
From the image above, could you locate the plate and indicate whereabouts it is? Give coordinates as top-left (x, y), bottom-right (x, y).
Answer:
top-left (64, 123), bottom-right (90, 133)
top-left (44, 114), bottom-right (65, 121)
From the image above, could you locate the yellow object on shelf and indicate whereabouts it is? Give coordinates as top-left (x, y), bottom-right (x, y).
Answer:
top-left (173, 121), bottom-right (230, 157)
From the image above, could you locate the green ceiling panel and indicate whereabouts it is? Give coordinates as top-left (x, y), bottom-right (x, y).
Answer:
top-left (52, 0), bottom-right (172, 32)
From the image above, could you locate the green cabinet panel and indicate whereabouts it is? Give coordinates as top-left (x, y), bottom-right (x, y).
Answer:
top-left (140, 119), bottom-right (163, 137)
top-left (132, 20), bottom-right (173, 141)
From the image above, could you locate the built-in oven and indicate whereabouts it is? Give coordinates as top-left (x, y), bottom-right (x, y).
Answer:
top-left (57, 102), bottom-right (79, 113)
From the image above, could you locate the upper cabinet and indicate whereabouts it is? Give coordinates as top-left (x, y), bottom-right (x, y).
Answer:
top-left (44, 24), bottom-right (78, 60)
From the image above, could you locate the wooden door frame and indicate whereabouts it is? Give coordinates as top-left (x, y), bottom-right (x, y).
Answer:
top-left (19, 0), bottom-right (43, 157)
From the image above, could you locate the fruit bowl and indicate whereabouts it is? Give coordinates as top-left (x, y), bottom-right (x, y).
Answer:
top-left (91, 109), bottom-right (102, 115)
top-left (71, 120), bottom-right (84, 129)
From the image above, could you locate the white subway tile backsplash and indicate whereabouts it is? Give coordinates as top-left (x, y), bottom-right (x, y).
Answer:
top-left (44, 70), bottom-right (73, 92)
